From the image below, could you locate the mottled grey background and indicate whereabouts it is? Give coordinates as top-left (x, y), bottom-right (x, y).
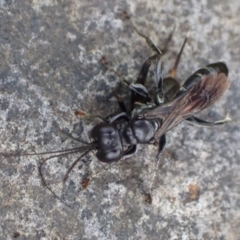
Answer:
top-left (0, 0), bottom-right (240, 239)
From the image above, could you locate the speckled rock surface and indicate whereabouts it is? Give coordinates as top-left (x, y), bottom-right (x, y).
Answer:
top-left (0, 0), bottom-right (240, 239)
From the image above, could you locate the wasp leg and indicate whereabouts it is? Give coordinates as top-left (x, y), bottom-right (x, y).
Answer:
top-left (101, 56), bottom-right (153, 104)
top-left (131, 56), bottom-right (156, 109)
top-left (186, 115), bottom-right (231, 127)
top-left (157, 134), bottom-right (166, 158)
top-left (156, 26), bottom-right (176, 56)
top-left (122, 145), bottom-right (137, 159)
top-left (107, 112), bottom-right (130, 123)
top-left (133, 25), bottom-right (162, 55)
top-left (169, 37), bottom-right (187, 79)
top-left (133, 24), bottom-right (175, 56)
top-left (135, 56), bottom-right (154, 85)
top-left (154, 63), bottom-right (181, 105)
top-left (146, 134), bottom-right (166, 204)
top-left (113, 93), bottom-right (128, 112)
top-left (154, 60), bottom-right (164, 105)
top-left (161, 26), bottom-right (176, 55)
top-left (154, 38), bottom-right (188, 105)
top-left (103, 64), bottom-right (131, 87)
top-left (101, 57), bottom-right (151, 112)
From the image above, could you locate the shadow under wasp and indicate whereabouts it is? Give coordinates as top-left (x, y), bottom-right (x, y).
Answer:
top-left (4, 24), bottom-right (231, 207)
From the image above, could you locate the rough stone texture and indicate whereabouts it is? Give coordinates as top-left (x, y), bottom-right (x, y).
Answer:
top-left (0, 0), bottom-right (240, 239)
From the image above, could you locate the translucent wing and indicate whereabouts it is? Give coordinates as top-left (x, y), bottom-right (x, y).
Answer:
top-left (142, 72), bottom-right (230, 139)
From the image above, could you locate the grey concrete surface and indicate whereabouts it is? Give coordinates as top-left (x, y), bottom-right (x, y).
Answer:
top-left (0, 0), bottom-right (240, 239)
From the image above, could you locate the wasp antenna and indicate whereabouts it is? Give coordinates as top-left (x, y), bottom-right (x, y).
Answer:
top-left (39, 151), bottom-right (79, 208)
top-left (52, 122), bottom-right (89, 145)
top-left (39, 145), bottom-right (93, 208)
top-left (1, 146), bottom-right (85, 158)
top-left (63, 147), bottom-right (94, 184)
top-left (37, 147), bottom-right (90, 157)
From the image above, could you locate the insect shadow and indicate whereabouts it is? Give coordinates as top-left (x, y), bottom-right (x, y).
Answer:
top-left (2, 24), bottom-right (231, 207)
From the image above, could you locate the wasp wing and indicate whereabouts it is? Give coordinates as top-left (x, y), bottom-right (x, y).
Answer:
top-left (142, 72), bottom-right (230, 139)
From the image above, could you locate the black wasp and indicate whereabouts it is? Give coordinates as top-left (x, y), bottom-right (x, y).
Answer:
top-left (9, 26), bottom-right (231, 207)
top-left (92, 30), bottom-right (230, 164)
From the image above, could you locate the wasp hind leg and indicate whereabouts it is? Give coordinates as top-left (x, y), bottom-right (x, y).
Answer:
top-left (186, 115), bottom-right (231, 127)
top-left (131, 56), bottom-right (156, 109)
top-left (131, 24), bottom-right (176, 108)
top-left (155, 38), bottom-right (188, 105)
top-left (133, 25), bottom-right (162, 56)
top-left (130, 27), bottom-right (178, 108)
top-left (101, 56), bottom-right (153, 111)
top-left (133, 24), bottom-right (176, 56)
